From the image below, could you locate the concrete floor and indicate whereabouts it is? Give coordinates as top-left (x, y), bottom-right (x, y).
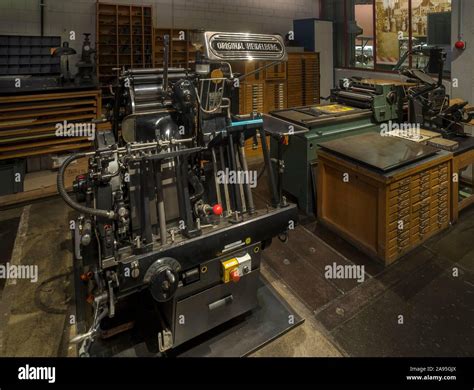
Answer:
top-left (0, 194), bottom-right (472, 357)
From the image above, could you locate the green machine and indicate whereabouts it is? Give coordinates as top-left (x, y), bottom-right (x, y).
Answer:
top-left (330, 78), bottom-right (403, 123)
top-left (266, 103), bottom-right (380, 215)
top-left (266, 77), bottom-right (406, 215)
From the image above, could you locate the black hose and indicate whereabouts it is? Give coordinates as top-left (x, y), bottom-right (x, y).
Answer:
top-left (57, 153), bottom-right (115, 219)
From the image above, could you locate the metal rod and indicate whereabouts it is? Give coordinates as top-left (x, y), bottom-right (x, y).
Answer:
top-left (163, 35), bottom-right (170, 93)
top-left (40, 0), bottom-right (45, 36)
top-left (259, 128), bottom-right (279, 207)
top-left (140, 159), bottom-right (153, 245)
top-left (228, 134), bottom-right (242, 213)
top-left (237, 140), bottom-right (255, 214)
top-left (211, 148), bottom-right (223, 208)
top-left (154, 161), bottom-right (167, 245)
top-left (219, 145), bottom-right (231, 214)
top-left (234, 143), bottom-right (247, 213)
top-left (238, 60), bottom-right (282, 81)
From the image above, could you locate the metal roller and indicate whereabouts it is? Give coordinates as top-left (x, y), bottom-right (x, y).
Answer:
top-left (134, 101), bottom-right (164, 112)
top-left (126, 67), bottom-right (186, 75)
top-left (134, 84), bottom-right (164, 95)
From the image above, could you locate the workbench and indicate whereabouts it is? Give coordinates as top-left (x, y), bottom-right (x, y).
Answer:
top-left (317, 133), bottom-right (452, 265)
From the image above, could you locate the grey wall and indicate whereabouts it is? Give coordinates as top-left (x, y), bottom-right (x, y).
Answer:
top-left (0, 0), bottom-right (320, 73)
top-left (450, 0), bottom-right (473, 102)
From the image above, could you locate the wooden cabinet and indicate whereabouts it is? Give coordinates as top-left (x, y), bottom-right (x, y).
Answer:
top-left (317, 149), bottom-right (452, 265)
top-left (238, 82), bottom-right (265, 114)
top-left (96, 2), bottom-right (153, 99)
top-left (287, 52), bottom-right (320, 108)
top-left (264, 81), bottom-right (287, 113)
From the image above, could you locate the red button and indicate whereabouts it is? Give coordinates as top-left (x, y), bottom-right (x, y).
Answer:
top-left (455, 40), bottom-right (466, 50)
top-left (230, 269), bottom-right (240, 283)
top-left (212, 204), bottom-right (223, 216)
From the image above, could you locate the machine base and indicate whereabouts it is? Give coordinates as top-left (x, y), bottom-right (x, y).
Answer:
top-left (87, 277), bottom-right (303, 357)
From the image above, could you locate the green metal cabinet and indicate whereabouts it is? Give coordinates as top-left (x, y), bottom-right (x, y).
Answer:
top-left (270, 112), bottom-right (379, 215)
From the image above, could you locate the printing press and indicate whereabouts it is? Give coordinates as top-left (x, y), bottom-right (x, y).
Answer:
top-left (265, 75), bottom-right (407, 214)
top-left (57, 32), bottom-right (297, 356)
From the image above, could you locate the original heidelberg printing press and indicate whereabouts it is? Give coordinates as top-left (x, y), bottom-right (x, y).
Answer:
top-left (58, 32), bottom-right (297, 356)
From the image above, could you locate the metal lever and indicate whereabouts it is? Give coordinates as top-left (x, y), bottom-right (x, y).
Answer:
top-left (208, 295), bottom-right (233, 311)
top-left (165, 269), bottom-right (175, 284)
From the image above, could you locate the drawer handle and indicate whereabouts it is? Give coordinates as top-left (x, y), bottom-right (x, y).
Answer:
top-left (208, 294), bottom-right (234, 311)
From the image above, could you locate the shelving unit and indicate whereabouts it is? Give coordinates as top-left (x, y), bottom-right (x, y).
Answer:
top-left (96, 2), bottom-right (153, 99)
top-left (0, 90), bottom-right (101, 160)
top-left (0, 35), bottom-right (61, 76)
top-left (154, 28), bottom-right (197, 68)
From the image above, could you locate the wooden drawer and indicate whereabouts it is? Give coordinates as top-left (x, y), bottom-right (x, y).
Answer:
top-left (389, 176), bottom-right (411, 191)
top-left (412, 197), bottom-right (430, 212)
top-left (431, 175), bottom-right (449, 187)
top-left (387, 235), bottom-right (411, 255)
top-left (388, 191), bottom-right (410, 207)
top-left (388, 204), bottom-right (410, 222)
top-left (388, 219), bottom-right (411, 240)
top-left (439, 164), bottom-right (448, 176)
top-left (412, 188), bottom-right (431, 204)
top-left (410, 178), bottom-right (431, 192)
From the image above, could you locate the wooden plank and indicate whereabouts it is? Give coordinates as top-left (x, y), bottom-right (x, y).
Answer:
top-left (0, 124), bottom-right (66, 138)
top-left (0, 114), bottom-right (96, 130)
top-left (0, 90), bottom-right (100, 104)
top-left (0, 137), bottom-right (90, 152)
top-left (0, 107), bottom-right (96, 121)
top-left (0, 99), bottom-right (97, 113)
top-left (0, 142), bottom-right (91, 160)
top-left (0, 184), bottom-right (59, 207)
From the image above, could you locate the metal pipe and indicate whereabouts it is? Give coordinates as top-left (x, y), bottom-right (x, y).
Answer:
top-left (153, 160), bottom-right (167, 245)
top-left (40, 0), bottom-right (45, 36)
top-left (211, 148), bottom-right (223, 208)
top-left (163, 35), bottom-right (170, 93)
top-left (127, 67), bottom-right (185, 75)
top-left (234, 143), bottom-right (247, 213)
top-left (259, 128), bottom-right (279, 208)
top-left (238, 60), bottom-right (282, 82)
top-left (219, 145), bottom-right (231, 214)
top-left (237, 141), bottom-right (255, 214)
top-left (228, 134), bottom-right (242, 213)
top-left (458, 0), bottom-right (463, 41)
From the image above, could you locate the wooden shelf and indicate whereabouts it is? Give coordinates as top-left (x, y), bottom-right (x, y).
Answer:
top-left (96, 2), bottom-right (154, 94)
top-left (0, 90), bottom-right (101, 160)
top-left (154, 28), bottom-right (197, 68)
